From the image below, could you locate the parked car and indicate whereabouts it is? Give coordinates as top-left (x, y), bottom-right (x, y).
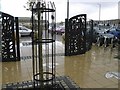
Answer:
top-left (108, 30), bottom-right (120, 39)
top-left (105, 27), bottom-right (120, 39)
top-left (48, 26), bottom-right (65, 35)
top-left (56, 26), bottom-right (65, 35)
top-left (15, 26), bottom-right (32, 36)
top-left (96, 33), bottom-right (116, 47)
top-left (19, 26), bottom-right (32, 36)
top-left (48, 26), bottom-right (56, 34)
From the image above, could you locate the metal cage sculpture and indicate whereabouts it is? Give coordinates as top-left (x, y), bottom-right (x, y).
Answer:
top-left (30, 1), bottom-right (56, 88)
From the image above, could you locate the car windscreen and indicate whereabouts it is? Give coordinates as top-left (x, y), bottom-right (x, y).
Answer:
top-left (19, 27), bottom-right (28, 30)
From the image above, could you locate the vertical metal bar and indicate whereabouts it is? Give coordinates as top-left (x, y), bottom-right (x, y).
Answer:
top-left (11, 14), bottom-right (16, 61)
top-left (117, 20), bottom-right (120, 61)
top-left (34, 19), bottom-right (38, 86)
top-left (50, 2), bottom-right (56, 86)
top-left (84, 14), bottom-right (87, 52)
top-left (44, 2), bottom-right (49, 81)
top-left (53, 2), bottom-right (56, 85)
top-left (45, 2), bottom-right (47, 39)
top-left (37, 2), bottom-right (43, 83)
top-left (15, 17), bottom-right (20, 61)
top-left (47, 2), bottom-right (50, 79)
top-left (50, 1), bottom-right (54, 79)
top-left (47, 3), bottom-right (49, 39)
top-left (67, 0), bottom-right (69, 19)
top-left (0, 12), bottom-right (1, 61)
top-left (91, 20), bottom-right (93, 43)
top-left (53, 1), bottom-right (56, 79)
top-left (41, 3), bottom-right (44, 81)
top-left (1, 13), bottom-right (4, 61)
top-left (31, 5), bottom-right (35, 88)
top-left (51, 2), bottom-right (53, 85)
top-left (65, 18), bottom-right (68, 56)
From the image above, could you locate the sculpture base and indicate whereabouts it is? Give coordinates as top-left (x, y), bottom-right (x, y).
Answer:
top-left (2, 76), bottom-right (80, 89)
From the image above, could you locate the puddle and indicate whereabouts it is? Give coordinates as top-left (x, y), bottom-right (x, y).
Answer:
top-left (105, 72), bottom-right (120, 79)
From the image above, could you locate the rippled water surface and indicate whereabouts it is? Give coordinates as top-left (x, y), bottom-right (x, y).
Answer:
top-left (0, 41), bottom-right (119, 88)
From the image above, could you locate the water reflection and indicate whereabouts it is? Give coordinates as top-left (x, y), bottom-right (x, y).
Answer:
top-left (64, 45), bottom-right (118, 88)
top-left (2, 62), bottom-right (21, 84)
top-left (64, 53), bottom-right (91, 87)
top-left (2, 60), bottom-right (32, 84)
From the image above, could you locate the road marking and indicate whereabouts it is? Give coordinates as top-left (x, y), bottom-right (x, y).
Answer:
top-left (105, 72), bottom-right (120, 79)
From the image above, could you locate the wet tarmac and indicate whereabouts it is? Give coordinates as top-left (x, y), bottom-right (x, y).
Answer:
top-left (0, 40), bottom-right (119, 88)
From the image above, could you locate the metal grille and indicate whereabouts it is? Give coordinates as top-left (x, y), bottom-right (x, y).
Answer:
top-left (1, 12), bottom-right (16, 61)
top-left (65, 14), bottom-right (87, 56)
top-left (86, 20), bottom-right (93, 51)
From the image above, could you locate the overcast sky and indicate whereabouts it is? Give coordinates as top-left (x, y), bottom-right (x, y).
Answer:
top-left (1, 0), bottom-right (119, 22)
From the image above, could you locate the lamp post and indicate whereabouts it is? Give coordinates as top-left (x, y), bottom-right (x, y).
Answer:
top-left (98, 3), bottom-right (101, 22)
top-left (98, 3), bottom-right (101, 30)
top-left (67, 0), bottom-right (69, 19)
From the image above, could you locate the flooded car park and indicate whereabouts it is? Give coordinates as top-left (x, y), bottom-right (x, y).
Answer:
top-left (1, 19), bottom-right (119, 88)
top-left (1, 36), bottom-right (119, 88)
top-left (64, 44), bottom-right (119, 88)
